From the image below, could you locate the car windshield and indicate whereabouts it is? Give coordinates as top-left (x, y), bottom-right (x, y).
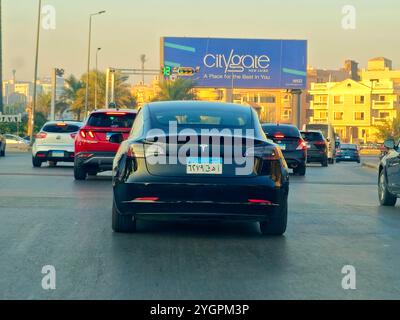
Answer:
top-left (150, 109), bottom-right (252, 129)
top-left (42, 123), bottom-right (81, 133)
top-left (87, 113), bottom-right (136, 128)
top-left (341, 144), bottom-right (357, 150)
top-left (301, 132), bottom-right (324, 141)
top-left (262, 125), bottom-right (300, 138)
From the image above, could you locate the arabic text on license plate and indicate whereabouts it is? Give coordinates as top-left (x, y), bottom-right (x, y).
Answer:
top-left (186, 157), bottom-right (222, 174)
top-left (52, 151), bottom-right (64, 157)
top-left (278, 144), bottom-right (286, 150)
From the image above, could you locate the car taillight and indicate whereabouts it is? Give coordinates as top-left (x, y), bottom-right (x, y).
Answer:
top-left (274, 133), bottom-right (285, 139)
top-left (127, 143), bottom-right (145, 159)
top-left (79, 130), bottom-right (95, 139)
top-left (35, 132), bottom-right (47, 139)
top-left (296, 139), bottom-right (307, 150)
top-left (336, 149), bottom-right (342, 154)
top-left (314, 141), bottom-right (326, 146)
top-left (246, 146), bottom-right (281, 160)
top-left (248, 199), bottom-right (272, 204)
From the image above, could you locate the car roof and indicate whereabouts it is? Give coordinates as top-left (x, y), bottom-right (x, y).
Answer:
top-left (262, 123), bottom-right (297, 128)
top-left (43, 120), bottom-right (83, 125)
top-left (90, 109), bottom-right (138, 114)
top-left (146, 101), bottom-right (252, 113)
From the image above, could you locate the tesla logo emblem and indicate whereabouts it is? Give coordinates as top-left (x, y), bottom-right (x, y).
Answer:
top-left (56, 135), bottom-right (61, 140)
top-left (200, 144), bottom-right (208, 152)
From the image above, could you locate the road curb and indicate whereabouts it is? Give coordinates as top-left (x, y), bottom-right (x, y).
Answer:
top-left (362, 162), bottom-right (379, 170)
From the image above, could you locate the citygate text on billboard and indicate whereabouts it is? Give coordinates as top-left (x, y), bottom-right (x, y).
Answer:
top-left (161, 37), bottom-right (307, 89)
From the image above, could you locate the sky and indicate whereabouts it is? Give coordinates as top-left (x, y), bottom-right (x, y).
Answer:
top-left (2, 0), bottom-right (400, 83)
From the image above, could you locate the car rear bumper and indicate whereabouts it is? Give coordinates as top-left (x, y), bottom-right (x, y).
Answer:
top-left (307, 150), bottom-right (327, 162)
top-left (114, 177), bottom-right (287, 220)
top-left (336, 155), bottom-right (360, 162)
top-left (75, 152), bottom-right (116, 170)
top-left (33, 144), bottom-right (75, 161)
top-left (282, 150), bottom-right (306, 168)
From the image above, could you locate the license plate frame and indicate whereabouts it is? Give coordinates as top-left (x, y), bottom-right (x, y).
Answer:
top-left (52, 151), bottom-right (65, 158)
top-left (186, 157), bottom-right (223, 175)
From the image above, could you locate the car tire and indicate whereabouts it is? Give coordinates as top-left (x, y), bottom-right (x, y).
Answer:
top-left (32, 156), bottom-right (42, 167)
top-left (293, 164), bottom-right (306, 176)
top-left (259, 194), bottom-right (288, 236)
top-left (74, 161), bottom-right (87, 180)
top-left (379, 170), bottom-right (397, 206)
top-left (321, 159), bottom-right (328, 167)
top-left (112, 198), bottom-right (136, 233)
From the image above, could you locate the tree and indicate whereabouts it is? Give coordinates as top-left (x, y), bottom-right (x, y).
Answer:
top-left (61, 75), bottom-right (84, 120)
top-left (36, 92), bottom-right (51, 118)
top-left (374, 117), bottom-right (400, 142)
top-left (152, 78), bottom-right (197, 101)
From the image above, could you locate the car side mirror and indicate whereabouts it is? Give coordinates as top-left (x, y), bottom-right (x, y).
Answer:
top-left (384, 139), bottom-right (395, 150)
top-left (109, 133), bottom-right (124, 144)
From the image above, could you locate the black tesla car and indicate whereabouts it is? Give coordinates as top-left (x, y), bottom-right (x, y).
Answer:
top-left (378, 138), bottom-right (400, 206)
top-left (111, 101), bottom-right (290, 235)
top-left (262, 124), bottom-right (307, 176)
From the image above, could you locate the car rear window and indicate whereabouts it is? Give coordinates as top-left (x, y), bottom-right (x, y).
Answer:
top-left (262, 125), bottom-right (300, 138)
top-left (42, 123), bottom-right (81, 133)
top-left (87, 113), bottom-right (136, 128)
top-left (341, 144), bottom-right (357, 150)
top-left (150, 109), bottom-right (251, 128)
top-left (301, 132), bottom-right (324, 141)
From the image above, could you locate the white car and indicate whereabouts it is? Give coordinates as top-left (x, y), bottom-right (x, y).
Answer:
top-left (32, 121), bottom-right (83, 167)
top-left (5, 134), bottom-right (30, 152)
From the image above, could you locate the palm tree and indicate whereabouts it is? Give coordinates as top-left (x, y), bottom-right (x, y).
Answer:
top-left (152, 78), bottom-right (197, 101)
top-left (61, 75), bottom-right (84, 120)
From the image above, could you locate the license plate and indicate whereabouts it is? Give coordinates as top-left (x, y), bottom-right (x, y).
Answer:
top-left (345, 156), bottom-right (351, 159)
top-left (52, 151), bottom-right (64, 157)
top-left (278, 144), bottom-right (286, 150)
top-left (186, 157), bottom-right (222, 174)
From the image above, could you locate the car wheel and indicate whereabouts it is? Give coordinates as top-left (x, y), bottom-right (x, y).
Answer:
top-left (32, 156), bottom-right (42, 167)
top-left (379, 170), bottom-right (397, 206)
top-left (259, 194), bottom-right (288, 236)
top-left (321, 159), bottom-right (328, 167)
top-left (112, 198), bottom-right (136, 233)
top-left (74, 161), bottom-right (87, 180)
top-left (48, 161), bottom-right (57, 167)
top-left (293, 164), bottom-right (306, 176)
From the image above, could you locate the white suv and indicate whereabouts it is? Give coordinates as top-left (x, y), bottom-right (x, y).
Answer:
top-left (32, 121), bottom-right (82, 167)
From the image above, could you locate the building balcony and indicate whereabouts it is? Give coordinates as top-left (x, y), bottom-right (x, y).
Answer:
top-left (309, 117), bottom-right (328, 124)
top-left (310, 83), bottom-right (328, 90)
top-left (372, 100), bottom-right (394, 109)
top-left (372, 117), bottom-right (390, 125)
top-left (310, 101), bottom-right (328, 109)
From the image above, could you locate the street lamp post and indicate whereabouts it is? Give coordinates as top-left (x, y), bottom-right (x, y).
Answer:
top-left (95, 47), bottom-right (101, 110)
top-left (30, 0), bottom-right (42, 144)
top-left (84, 10), bottom-right (105, 118)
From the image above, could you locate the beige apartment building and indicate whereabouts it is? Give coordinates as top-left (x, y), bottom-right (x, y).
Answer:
top-left (308, 57), bottom-right (400, 143)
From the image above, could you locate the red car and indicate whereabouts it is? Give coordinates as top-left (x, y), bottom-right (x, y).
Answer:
top-left (74, 109), bottom-right (137, 180)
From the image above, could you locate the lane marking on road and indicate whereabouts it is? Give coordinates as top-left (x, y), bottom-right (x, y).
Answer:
top-left (0, 172), bottom-right (72, 177)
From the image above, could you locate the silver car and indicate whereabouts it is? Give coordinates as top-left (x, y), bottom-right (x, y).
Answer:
top-left (32, 121), bottom-right (83, 167)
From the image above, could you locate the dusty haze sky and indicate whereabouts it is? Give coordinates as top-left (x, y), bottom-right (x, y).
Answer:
top-left (3, 0), bottom-right (400, 82)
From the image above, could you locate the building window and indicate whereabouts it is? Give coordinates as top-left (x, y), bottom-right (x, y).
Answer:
top-left (379, 112), bottom-right (390, 118)
top-left (355, 95), bottom-right (365, 104)
top-left (281, 109), bottom-right (292, 120)
top-left (259, 96), bottom-right (276, 103)
top-left (314, 95), bottom-right (328, 105)
top-left (379, 95), bottom-right (386, 102)
top-left (354, 112), bottom-right (365, 120)
top-left (334, 112), bottom-right (343, 120)
top-left (333, 96), bottom-right (343, 104)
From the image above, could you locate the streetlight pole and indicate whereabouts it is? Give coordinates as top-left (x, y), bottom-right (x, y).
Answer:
top-left (30, 0), bottom-right (42, 144)
top-left (0, 0), bottom-right (4, 113)
top-left (95, 47), bottom-right (101, 110)
top-left (84, 10), bottom-right (105, 118)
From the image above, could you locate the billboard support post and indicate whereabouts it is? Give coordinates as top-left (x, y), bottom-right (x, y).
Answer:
top-left (291, 89), bottom-right (302, 128)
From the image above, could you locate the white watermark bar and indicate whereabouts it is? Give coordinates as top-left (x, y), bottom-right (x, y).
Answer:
top-left (0, 113), bottom-right (23, 123)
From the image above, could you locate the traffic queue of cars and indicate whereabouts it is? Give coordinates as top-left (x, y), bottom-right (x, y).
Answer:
top-left (1, 101), bottom-right (370, 235)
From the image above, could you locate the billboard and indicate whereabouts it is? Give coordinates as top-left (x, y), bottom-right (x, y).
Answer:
top-left (161, 37), bottom-right (307, 89)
